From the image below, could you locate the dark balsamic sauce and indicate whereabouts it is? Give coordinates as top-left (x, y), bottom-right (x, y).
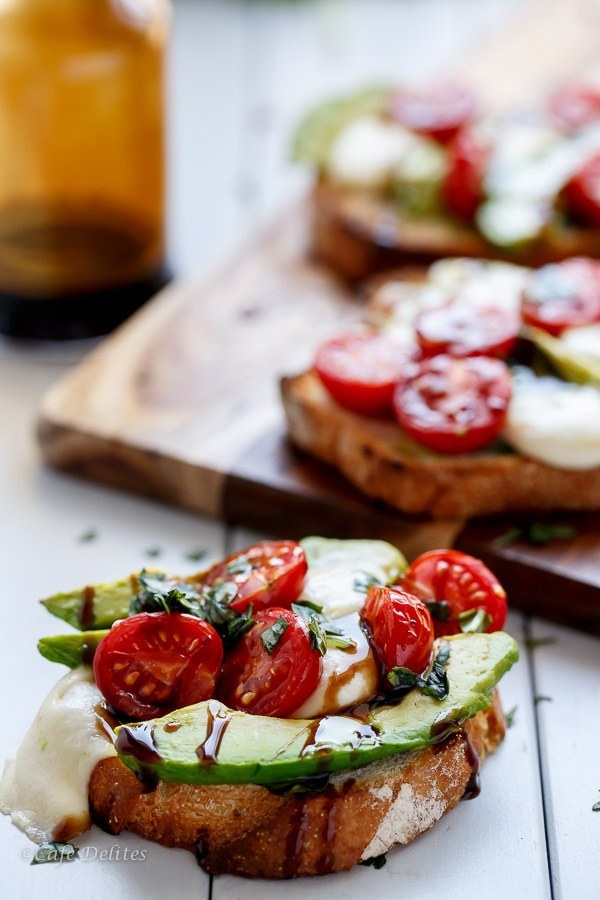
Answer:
top-left (283, 800), bottom-right (311, 878)
top-left (94, 704), bottom-right (120, 743)
top-left (164, 721), bottom-right (182, 734)
top-left (52, 814), bottom-right (89, 842)
top-left (115, 720), bottom-right (162, 791)
top-left (115, 721), bottom-right (162, 764)
top-left (196, 701), bottom-right (232, 765)
top-left (460, 727), bottom-right (481, 800)
top-left (195, 836), bottom-right (209, 869)
top-left (281, 777), bottom-right (355, 878)
top-left (78, 585), bottom-right (96, 629)
top-left (301, 715), bottom-right (380, 759)
top-left (315, 796), bottom-right (337, 875)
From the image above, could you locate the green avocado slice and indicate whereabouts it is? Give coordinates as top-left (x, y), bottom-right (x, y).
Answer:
top-left (114, 632), bottom-right (518, 787)
top-left (527, 326), bottom-right (600, 387)
top-left (41, 539), bottom-right (406, 631)
top-left (37, 631), bottom-right (109, 668)
top-left (40, 575), bottom-right (142, 630)
top-left (300, 536), bottom-right (407, 618)
top-left (291, 86), bottom-right (391, 168)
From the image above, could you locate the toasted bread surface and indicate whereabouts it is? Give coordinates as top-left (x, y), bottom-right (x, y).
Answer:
top-left (312, 181), bottom-right (600, 280)
top-left (89, 693), bottom-right (506, 878)
top-left (281, 370), bottom-right (600, 519)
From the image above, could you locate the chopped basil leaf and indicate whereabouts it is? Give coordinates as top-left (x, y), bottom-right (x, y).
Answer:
top-left (267, 772), bottom-right (330, 796)
top-left (458, 608), bottom-right (492, 634)
top-left (31, 841), bottom-right (79, 865)
top-left (77, 528), bottom-right (97, 544)
top-left (492, 527), bottom-right (522, 548)
top-left (291, 602), bottom-right (357, 653)
top-left (131, 570), bottom-right (204, 616)
top-left (205, 580), bottom-right (238, 608)
top-left (226, 555), bottom-right (252, 577)
top-left (388, 643), bottom-right (450, 701)
top-left (185, 547), bottom-right (207, 562)
top-left (493, 522), bottom-right (576, 548)
top-left (534, 695), bottom-right (553, 704)
top-left (260, 616), bottom-right (290, 654)
top-left (359, 854), bottom-right (387, 869)
top-left (528, 523), bottom-right (576, 545)
top-left (353, 572), bottom-right (383, 593)
top-left (524, 635), bottom-right (557, 649)
top-left (144, 545), bottom-right (162, 559)
top-left (425, 599), bottom-right (451, 622)
top-left (131, 571), bottom-right (252, 648)
top-left (505, 705), bottom-right (517, 728)
top-left (308, 617), bottom-right (328, 656)
top-left (293, 598), bottom-right (324, 615)
top-left (593, 801), bottom-right (600, 812)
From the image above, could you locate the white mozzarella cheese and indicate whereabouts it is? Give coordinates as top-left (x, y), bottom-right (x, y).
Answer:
top-left (291, 614), bottom-right (378, 719)
top-left (561, 323), bottom-right (600, 363)
top-left (504, 376), bottom-right (600, 469)
top-left (327, 116), bottom-right (414, 189)
top-left (0, 667), bottom-right (115, 843)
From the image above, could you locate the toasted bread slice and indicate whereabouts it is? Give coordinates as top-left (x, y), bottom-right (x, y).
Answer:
top-left (281, 370), bottom-right (600, 519)
top-left (312, 181), bottom-right (600, 280)
top-left (89, 692), bottom-right (505, 878)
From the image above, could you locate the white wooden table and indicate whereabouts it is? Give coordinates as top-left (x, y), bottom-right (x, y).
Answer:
top-left (1, 2), bottom-right (598, 898)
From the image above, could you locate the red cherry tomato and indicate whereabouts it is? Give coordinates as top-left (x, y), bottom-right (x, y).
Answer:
top-left (564, 155), bottom-right (600, 228)
top-left (549, 83), bottom-right (600, 132)
top-left (217, 608), bottom-right (322, 717)
top-left (389, 83), bottom-right (478, 143)
top-left (315, 332), bottom-right (419, 416)
top-left (360, 585), bottom-right (434, 677)
top-left (202, 540), bottom-right (307, 614)
top-left (416, 302), bottom-right (520, 359)
top-left (392, 355), bottom-right (512, 454)
top-left (93, 613), bottom-right (223, 720)
top-left (404, 549), bottom-right (507, 637)
top-left (443, 127), bottom-right (489, 220)
top-left (521, 257), bottom-right (600, 336)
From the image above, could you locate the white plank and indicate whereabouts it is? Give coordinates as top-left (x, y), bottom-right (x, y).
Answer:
top-left (232, 0), bottom-right (526, 225)
top-left (528, 618), bottom-right (600, 899)
top-left (212, 610), bottom-right (550, 899)
top-left (168, 0), bottom-right (246, 276)
top-left (0, 346), bottom-right (226, 899)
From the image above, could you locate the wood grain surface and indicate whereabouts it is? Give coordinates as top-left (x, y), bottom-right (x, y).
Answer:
top-left (38, 0), bottom-right (600, 634)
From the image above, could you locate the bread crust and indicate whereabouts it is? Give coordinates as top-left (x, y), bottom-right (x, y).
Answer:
top-left (281, 370), bottom-right (600, 519)
top-left (89, 693), bottom-right (506, 878)
top-left (312, 181), bottom-right (600, 280)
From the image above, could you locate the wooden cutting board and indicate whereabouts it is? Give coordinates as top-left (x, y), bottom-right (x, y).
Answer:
top-left (38, 0), bottom-right (600, 635)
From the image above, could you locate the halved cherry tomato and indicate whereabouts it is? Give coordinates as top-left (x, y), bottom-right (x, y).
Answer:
top-left (360, 585), bottom-right (434, 677)
top-left (389, 83), bottom-right (478, 143)
top-left (93, 612), bottom-right (223, 720)
top-left (521, 257), bottom-right (600, 336)
top-left (392, 355), bottom-right (512, 454)
top-left (416, 302), bottom-right (520, 359)
top-left (404, 549), bottom-right (507, 637)
top-left (217, 608), bottom-right (321, 717)
top-left (564, 155), bottom-right (600, 228)
top-left (549, 83), bottom-right (600, 132)
top-left (315, 332), bottom-right (419, 416)
top-left (201, 540), bottom-right (307, 614)
top-left (443, 127), bottom-right (489, 220)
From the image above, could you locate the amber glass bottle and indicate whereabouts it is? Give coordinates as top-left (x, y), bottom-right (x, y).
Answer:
top-left (0, 0), bottom-right (171, 339)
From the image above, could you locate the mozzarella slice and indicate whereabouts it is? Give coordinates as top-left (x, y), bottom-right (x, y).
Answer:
top-left (428, 258), bottom-right (529, 314)
top-left (561, 323), bottom-right (600, 363)
top-left (291, 614), bottom-right (378, 719)
top-left (504, 376), bottom-right (600, 469)
top-left (327, 116), bottom-right (414, 189)
top-left (0, 667), bottom-right (115, 843)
